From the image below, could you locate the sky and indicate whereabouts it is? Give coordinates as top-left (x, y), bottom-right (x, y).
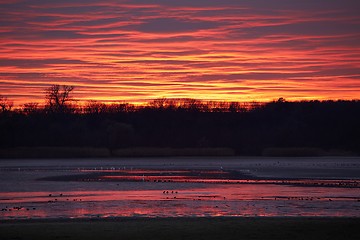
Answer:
top-left (0, 0), bottom-right (359, 106)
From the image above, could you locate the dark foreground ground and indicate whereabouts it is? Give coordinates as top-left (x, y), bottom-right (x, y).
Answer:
top-left (1, 217), bottom-right (359, 240)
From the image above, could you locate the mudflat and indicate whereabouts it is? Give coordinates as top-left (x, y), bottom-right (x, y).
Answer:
top-left (1, 217), bottom-right (359, 240)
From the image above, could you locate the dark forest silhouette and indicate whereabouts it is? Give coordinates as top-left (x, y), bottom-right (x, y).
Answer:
top-left (1, 85), bottom-right (359, 157)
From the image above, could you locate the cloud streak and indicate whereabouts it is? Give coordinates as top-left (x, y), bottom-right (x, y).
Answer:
top-left (0, 0), bottom-right (359, 105)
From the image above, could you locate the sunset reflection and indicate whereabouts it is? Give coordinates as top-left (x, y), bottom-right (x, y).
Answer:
top-left (1, 184), bottom-right (359, 219)
top-left (1, 158), bottom-right (359, 220)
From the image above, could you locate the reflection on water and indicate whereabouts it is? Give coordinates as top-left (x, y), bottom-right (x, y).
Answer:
top-left (1, 185), bottom-right (359, 219)
top-left (0, 159), bottom-right (359, 219)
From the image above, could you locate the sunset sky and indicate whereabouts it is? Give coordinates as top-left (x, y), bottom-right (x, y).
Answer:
top-left (1, 0), bottom-right (359, 106)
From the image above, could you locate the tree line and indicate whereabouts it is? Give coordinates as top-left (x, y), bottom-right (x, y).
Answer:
top-left (1, 85), bottom-right (264, 114)
top-left (1, 85), bottom-right (359, 156)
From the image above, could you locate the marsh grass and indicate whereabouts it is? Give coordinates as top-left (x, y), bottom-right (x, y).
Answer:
top-left (0, 147), bottom-right (235, 158)
top-left (0, 217), bottom-right (359, 240)
top-left (262, 147), bottom-right (355, 157)
top-left (0, 147), bottom-right (111, 158)
top-left (112, 147), bottom-right (235, 157)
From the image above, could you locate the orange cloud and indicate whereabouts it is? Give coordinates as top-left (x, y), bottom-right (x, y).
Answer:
top-left (0, 0), bottom-right (359, 106)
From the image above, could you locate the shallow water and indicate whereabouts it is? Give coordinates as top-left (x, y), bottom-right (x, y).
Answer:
top-left (0, 157), bottom-right (359, 219)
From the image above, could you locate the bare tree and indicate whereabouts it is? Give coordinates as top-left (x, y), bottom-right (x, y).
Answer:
top-left (45, 85), bottom-right (74, 113)
top-left (22, 102), bottom-right (39, 114)
top-left (84, 100), bottom-right (107, 114)
top-left (149, 98), bottom-right (167, 109)
top-left (0, 95), bottom-right (13, 113)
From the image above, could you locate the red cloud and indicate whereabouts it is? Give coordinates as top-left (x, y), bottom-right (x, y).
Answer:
top-left (0, 0), bottom-right (359, 106)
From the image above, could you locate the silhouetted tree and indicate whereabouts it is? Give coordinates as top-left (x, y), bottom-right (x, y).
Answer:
top-left (84, 100), bottom-right (107, 114)
top-left (0, 95), bottom-right (13, 113)
top-left (22, 102), bottom-right (39, 115)
top-left (277, 97), bottom-right (286, 103)
top-left (45, 85), bottom-right (74, 113)
top-left (149, 98), bottom-right (167, 109)
top-left (228, 102), bottom-right (240, 112)
top-left (0, 93), bottom-right (359, 156)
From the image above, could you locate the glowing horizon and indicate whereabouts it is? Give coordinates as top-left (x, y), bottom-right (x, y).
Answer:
top-left (1, 0), bottom-right (359, 106)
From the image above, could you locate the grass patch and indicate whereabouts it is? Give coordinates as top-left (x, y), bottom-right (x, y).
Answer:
top-left (263, 147), bottom-right (324, 157)
top-left (112, 147), bottom-right (235, 157)
top-left (0, 147), bottom-right (235, 158)
top-left (0, 147), bottom-right (111, 158)
top-left (0, 217), bottom-right (359, 240)
top-left (262, 147), bottom-right (356, 157)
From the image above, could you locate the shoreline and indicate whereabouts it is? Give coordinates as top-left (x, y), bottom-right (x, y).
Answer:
top-left (1, 217), bottom-right (359, 240)
top-left (1, 215), bottom-right (359, 223)
top-left (0, 146), bottom-right (357, 159)
top-left (1, 156), bottom-right (359, 180)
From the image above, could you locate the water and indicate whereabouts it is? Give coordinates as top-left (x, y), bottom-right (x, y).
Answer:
top-left (0, 157), bottom-right (359, 219)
